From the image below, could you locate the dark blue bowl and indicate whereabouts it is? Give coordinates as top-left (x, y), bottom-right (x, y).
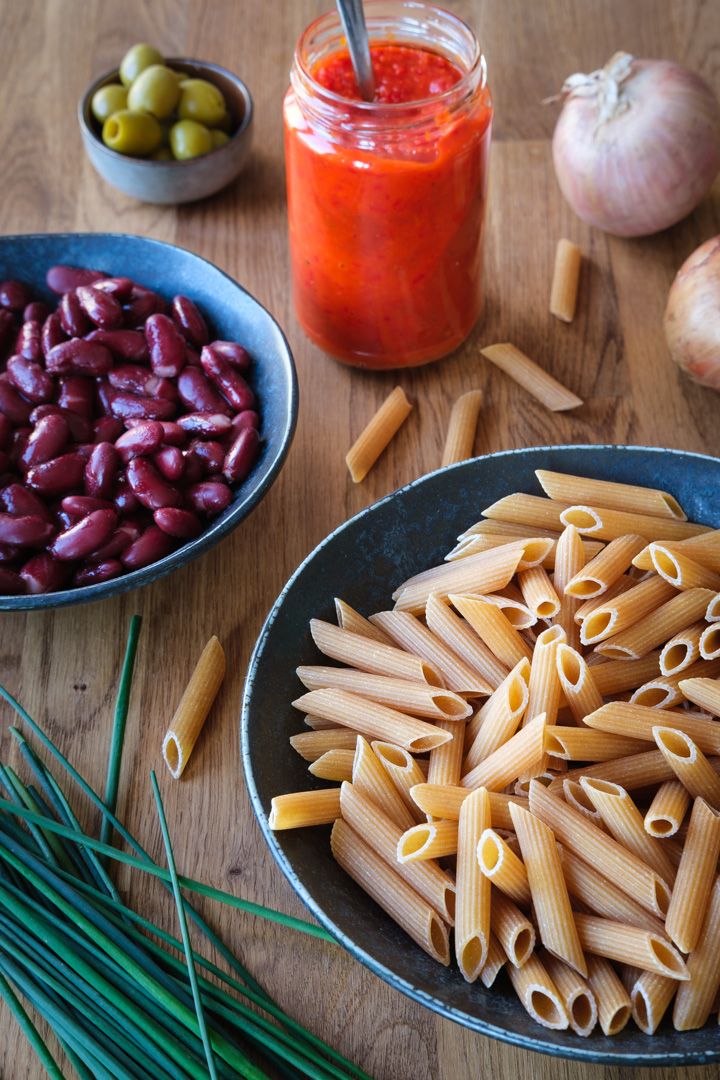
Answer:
top-left (241, 445), bottom-right (720, 1066)
top-left (0, 232), bottom-right (297, 609)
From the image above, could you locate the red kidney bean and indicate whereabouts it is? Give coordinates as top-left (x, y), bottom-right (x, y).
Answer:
top-left (9, 428), bottom-right (30, 467)
top-left (223, 426), bottom-right (260, 483)
top-left (126, 457), bottom-right (181, 510)
top-left (84, 442), bottom-right (119, 500)
top-left (184, 480), bottom-right (232, 515)
top-left (180, 449), bottom-right (203, 486)
top-left (184, 345), bottom-right (202, 367)
top-left (56, 375), bottom-right (94, 419)
top-left (108, 364), bottom-right (155, 396)
top-left (0, 513), bottom-right (56, 546)
top-left (20, 414), bottom-right (69, 471)
top-left (93, 277), bottom-right (134, 300)
top-left (61, 495), bottom-right (115, 516)
top-left (88, 516), bottom-right (144, 561)
top-left (230, 409), bottom-right (260, 435)
top-left (50, 508), bottom-right (117, 561)
top-left (177, 412), bottom-right (232, 437)
top-left (95, 378), bottom-right (117, 416)
top-left (0, 280), bottom-right (31, 311)
top-left (59, 290), bottom-right (91, 338)
top-left (75, 442), bottom-right (95, 460)
top-left (17, 319), bottom-right (43, 363)
top-left (177, 366), bottom-right (233, 415)
top-left (154, 506), bottom-right (202, 539)
top-left (0, 483), bottom-right (54, 522)
top-left (93, 416), bottom-right (124, 443)
top-left (145, 313), bottom-right (186, 379)
top-left (148, 376), bottom-right (178, 402)
top-left (20, 551), bottom-right (71, 594)
top-left (25, 453), bottom-right (86, 497)
top-left (46, 338), bottom-right (113, 377)
top-left (156, 421), bottom-right (187, 446)
top-left (46, 265), bottom-right (105, 295)
top-left (189, 438), bottom-right (225, 475)
top-left (115, 420), bottom-right (164, 462)
top-left (109, 391), bottom-right (177, 422)
top-left (172, 295), bottom-right (209, 348)
top-left (0, 310), bottom-right (16, 354)
top-left (152, 445), bottom-right (184, 482)
top-left (0, 567), bottom-right (25, 594)
top-left (122, 286), bottom-right (158, 327)
top-left (30, 404), bottom-right (92, 445)
top-left (71, 558), bottom-right (123, 587)
top-left (120, 524), bottom-right (174, 571)
top-left (0, 382), bottom-right (33, 426)
top-left (0, 543), bottom-right (21, 563)
top-left (7, 356), bottom-right (55, 403)
top-left (209, 340), bottom-right (252, 373)
top-left (24, 301), bottom-right (51, 324)
top-left (86, 328), bottom-right (149, 362)
top-left (76, 284), bottom-right (123, 330)
top-left (200, 346), bottom-right (255, 411)
top-left (112, 473), bottom-right (140, 515)
top-left (41, 311), bottom-right (67, 356)
top-left (0, 414), bottom-right (11, 451)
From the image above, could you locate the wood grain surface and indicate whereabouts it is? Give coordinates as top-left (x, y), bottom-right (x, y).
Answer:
top-left (0, 1), bottom-right (719, 1077)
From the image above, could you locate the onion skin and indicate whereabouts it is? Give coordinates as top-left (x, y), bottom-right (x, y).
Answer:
top-left (553, 59), bottom-right (720, 237)
top-left (664, 236), bottom-right (720, 390)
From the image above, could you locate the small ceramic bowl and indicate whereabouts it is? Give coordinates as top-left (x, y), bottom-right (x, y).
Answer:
top-left (79, 59), bottom-right (253, 204)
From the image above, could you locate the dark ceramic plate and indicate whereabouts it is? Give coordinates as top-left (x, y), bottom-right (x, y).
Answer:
top-left (241, 445), bottom-right (720, 1066)
top-left (0, 233), bottom-right (297, 609)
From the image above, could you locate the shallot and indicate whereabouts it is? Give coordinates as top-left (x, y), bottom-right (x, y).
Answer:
top-left (549, 53), bottom-right (720, 237)
top-left (664, 235), bottom-right (720, 390)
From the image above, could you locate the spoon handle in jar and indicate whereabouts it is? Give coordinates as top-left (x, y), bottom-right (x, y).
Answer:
top-left (335, 0), bottom-right (376, 101)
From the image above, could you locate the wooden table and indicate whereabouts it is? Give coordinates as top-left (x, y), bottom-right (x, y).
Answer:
top-left (0, 1), bottom-right (719, 1076)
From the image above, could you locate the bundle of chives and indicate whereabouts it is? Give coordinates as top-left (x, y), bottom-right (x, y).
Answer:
top-left (0, 618), bottom-right (371, 1080)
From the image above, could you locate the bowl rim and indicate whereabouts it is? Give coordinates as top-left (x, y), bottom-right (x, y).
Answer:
top-left (0, 231), bottom-right (297, 610)
top-left (78, 57), bottom-right (253, 169)
top-left (241, 443), bottom-right (720, 1066)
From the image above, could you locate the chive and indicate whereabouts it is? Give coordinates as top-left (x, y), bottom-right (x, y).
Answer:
top-left (0, 963), bottom-right (67, 1079)
top-left (5, 767), bottom-right (75, 875)
top-left (101, 615), bottom-right (142, 851)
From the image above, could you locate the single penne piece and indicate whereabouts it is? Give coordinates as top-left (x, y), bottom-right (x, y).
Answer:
top-left (528, 780), bottom-right (672, 918)
top-left (372, 741), bottom-right (428, 823)
top-left (644, 780), bottom-right (691, 838)
top-left (397, 819), bottom-right (459, 862)
top-left (562, 778), bottom-right (605, 829)
top-left (706, 592), bottom-right (720, 620)
top-left (540, 950), bottom-right (597, 1037)
top-left (426, 718), bottom-right (465, 790)
top-left (583, 954), bottom-right (631, 1036)
top-left (506, 951), bottom-right (569, 1030)
top-left (464, 658), bottom-right (531, 770)
top-left (635, 532), bottom-right (720, 574)
top-left (627, 968), bottom-right (678, 1035)
top-left (352, 735), bottom-right (416, 831)
top-left (409, 784), bottom-right (524, 828)
top-left (564, 534), bottom-right (648, 598)
top-left (678, 675), bottom-right (720, 717)
top-left (700, 621), bottom-right (720, 659)
top-left (290, 728), bottom-right (361, 761)
top-left (547, 750), bottom-right (676, 797)
top-left (477, 827), bottom-right (532, 907)
top-left (578, 777), bottom-right (676, 886)
top-left (510, 800), bottom-right (586, 975)
top-left (583, 700), bottom-right (720, 756)
top-left (665, 797), bottom-right (720, 954)
top-left (345, 386), bottom-right (413, 483)
top-left (446, 532), bottom-right (544, 561)
top-left (535, 470), bottom-right (688, 521)
top-left (308, 748), bottom-right (355, 782)
top-left (549, 238), bottom-right (582, 323)
top-left (303, 714), bottom-right (340, 730)
top-left (520, 626), bottom-right (566, 780)
top-left (481, 493), bottom-right (571, 532)
top-left (561, 848), bottom-right (667, 938)
top-left (650, 544), bottom-right (720, 592)
top-left (560, 504), bottom-right (707, 543)
top-left (480, 932), bottom-right (507, 988)
top-left (573, 913), bottom-right (688, 980)
top-left (339, 781), bottom-right (456, 924)
top-left (672, 877), bottom-right (720, 1029)
top-left (480, 343), bottom-right (582, 412)
top-left (630, 658), bottom-right (720, 708)
top-left (461, 714), bottom-right (547, 792)
top-left (553, 524), bottom-right (584, 651)
top-left (555, 643), bottom-right (604, 727)
top-left (659, 621), bottom-right (706, 675)
top-left (490, 887), bottom-right (536, 966)
top-left (580, 575), bottom-right (678, 646)
top-left (518, 565), bottom-right (561, 619)
top-left (369, 610), bottom-right (493, 695)
top-left (590, 651), bottom-right (662, 697)
top-left (334, 598), bottom-right (394, 645)
top-left (425, 594), bottom-right (509, 691)
top-left (653, 726), bottom-right (720, 808)
top-left (295, 666), bottom-right (471, 721)
top-left (391, 542), bottom-right (530, 615)
top-left (310, 619), bottom-right (444, 686)
top-left (162, 635), bottom-right (225, 779)
top-left (441, 389), bottom-right (483, 467)
top-left (574, 575), bottom-right (636, 626)
top-left (458, 518), bottom-right (563, 542)
top-left (330, 819), bottom-right (450, 965)
top-left (293, 688), bottom-right (452, 754)
top-left (455, 787), bottom-right (491, 980)
top-left (544, 727), bottom-right (649, 762)
top-left (449, 594), bottom-right (533, 669)
top-left (464, 590), bottom-right (537, 630)
top-left (269, 788), bottom-right (342, 829)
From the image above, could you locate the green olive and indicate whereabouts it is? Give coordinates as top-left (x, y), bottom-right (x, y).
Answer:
top-left (177, 79), bottom-right (227, 128)
top-left (170, 119), bottom-right (213, 160)
top-left (210, 129), bottom-right (230, 149)
top-left (119, 43), bottom-right (164, 88)
top-left (102, 110), bottom-right (163, 156)
top-left (213, 109), bottom-right (234, 134)
top-left (150, 146), bottom-right (174, 161)
top-left (91, 83), bottom-right (128, 124)
top-left (127, 64), bottom-right (181, 119)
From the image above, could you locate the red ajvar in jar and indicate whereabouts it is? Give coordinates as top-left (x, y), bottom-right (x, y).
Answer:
top-left (284, 2), bottom-right (493, 369)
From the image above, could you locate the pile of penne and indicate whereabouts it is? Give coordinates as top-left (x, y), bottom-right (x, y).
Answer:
top-left (269, 469), bottom-right (720, 1038)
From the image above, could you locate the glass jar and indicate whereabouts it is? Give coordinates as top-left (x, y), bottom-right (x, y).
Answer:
top-left (284, 1), bottom-right (493, 369)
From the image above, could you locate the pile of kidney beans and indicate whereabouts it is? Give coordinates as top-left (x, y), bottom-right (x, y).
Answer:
top-left (0, 264), bottom-right (260, 595)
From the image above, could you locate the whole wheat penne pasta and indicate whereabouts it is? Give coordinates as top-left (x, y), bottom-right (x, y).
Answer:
top-left (549, 239), bottom-right (582, 323)
top-left (303, 714), bottom-right (340, 730)
top-left (446, 532), bottom-right (546, 562)
top-left (409, 784), bottom-right (524, 828)
top-left (295, 667), bottom-right (471, 720)
top-left (449, 594), bottom-right (533, 669)
top-left (574, 575), bottom-right (636, 626)
top-left (520, 626), bottom-right (566, 781)
top-left (481, 493), bottom-right (571, 532)
top-left (548, 749), bottom-right (676, 796)
top-left (564, 534), bottom-right (648, 599)
top-left (425, 594), bottom-right (509, 691)
top-left (528, 780), bottom-right (672, 918)
top-left (700, 622), bottom-right (720, 659)
top-left (372, 741), bottom-right (427, 823)
top-left (331, 819), bottom-right (450, 965)
top-left (458, 590), bottom-right (537, 629)
top-left (490, 888), bottom-right (536, 967)
top-left (391, 543), bottom-right (529, 615)
top-left (635, 531), bottom-right (720, 573)
top-left (583, 954), bottom-right (631, 1035)
top-left (369, 610), bottom-right (493, 695)
top-left (426, 718), bottom-right (465, 790)
top-left (162, 635), bottom-right (225, 779)
top-left (442, 389), bottom-right (484, 467)
top-left (310, 619), bottom-right (444, 686)
top-left (541, 950), bottom-right (597, 1036)
top-left (560, 504), bottom-right (707, 543)
top-left (518, 565), bottom-right (561, 619)
top-left (653, 726), bottom-right (720, 808)
top-left (678, 675), bottom-right (720, 716)
top-left (269, 788), bottom-right (342, 830)
top-left (665, 797), bottom-right (720, 954)
top-left (308, 748), bottom-right (355, 782)
top-left (458, 518), bottom-right (564, 542)
top-left (584, 700), bottom-right (720, 757)
top-left (631, 658), bottom-right (720, 708)
top-left (659, 621), bottom-right (706, 675)
top-left (293, 688), bottom-right (452, 754)
top-left (552, 525), bottom-right (584, 650)
top-left (339, 782), bottom-right (456, 924)
top-left (672, 877), bottom-right (720, 1029)
top-left (480, 931), bottom-right (507, 988)
top-left (589, 651), bottom-right (662, 697)
top-left (345, 386), bottom-right (413, 483)
top-left (464, 658), bottom-right (530, 770)
top-left (506, 951), bottom-right (569, 1029)
top-left (477, 827), bottom-right (532, 907)
top-left (545, 727), bottom-right (649, 762)
top-left (290, 728), bottom-right (363, 761)
top-left (561, 848), bottom-right (668, 938)
top-left (562, 778), bottom-right (606, 828)
top-left (461, 713), bottom-right (546, 792)
top-left (579, 778), bottom-right (676, 886)
top-left (707, 593), bottom-right (720, 621)
top-left (515, 769), bottom-right (565, 797)
top-left (580, 576), bottom-right (678, 646)
top-left (334, 598), bottom-right (394, 644)
top-left (352, 735), bottom-right (416, 831)
top-left (555, 644), bottom-right (602, 728)
top-left (649, 544), bottom-right (720, 592)
top-left (510, 800), bottom-right (586, 975)
top-left (573, 913), bottom-right (688, 979)
top-left (397, 818), bottom-right (459, 862)
top-left (537, 471), bottom-right (687, 520)
top-left (627, 968), bottom-right (677, 1035)
top-left (480, 343), bottom-right (583, 412)
top-left (455, 787), bottom-right (491, 980)
top-left (644, 779), bottom-right (691, 838)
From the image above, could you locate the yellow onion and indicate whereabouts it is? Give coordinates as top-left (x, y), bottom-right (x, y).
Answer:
top-left (550, 53), bottom-right (720, 237)
top-left (664, 236), bottom-right (720, 390)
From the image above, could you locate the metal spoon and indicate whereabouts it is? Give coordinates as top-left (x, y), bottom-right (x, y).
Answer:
top-left (335, 0), bottom-right (375, 102)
